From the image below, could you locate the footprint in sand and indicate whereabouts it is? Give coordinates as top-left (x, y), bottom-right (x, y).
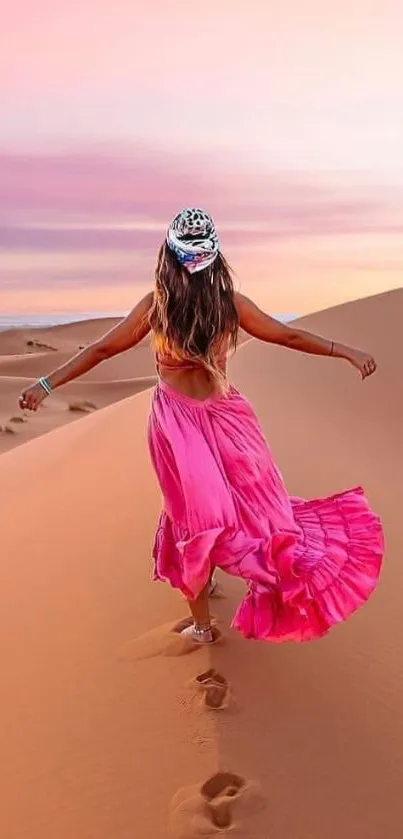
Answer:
top-left (26, 339), bottom-right (57, 351)
top-left (168, 771), bottom-right (266, 838)
top-left (118, 617), bottom-right (223, 661)
top-left (68, 401), bottom-right (97, 414)
top-left (0, 424), bottom-right (16, 435)
top-left (191, 669), bottom-right (232, 711)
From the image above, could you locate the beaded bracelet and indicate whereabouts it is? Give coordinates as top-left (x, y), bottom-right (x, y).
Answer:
top-left (38, 376), bottom-right (52, 395)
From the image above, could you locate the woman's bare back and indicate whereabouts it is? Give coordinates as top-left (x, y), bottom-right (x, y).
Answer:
top-left (155, 341), bottom-right (229, 402)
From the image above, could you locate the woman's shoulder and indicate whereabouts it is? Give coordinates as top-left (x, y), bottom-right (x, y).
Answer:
top-left (130, 290), bottom-right (154, 313)
top-left (144, 290), bottom-right (155, 306)
top-left (234, 291), bottom-right (253, 310)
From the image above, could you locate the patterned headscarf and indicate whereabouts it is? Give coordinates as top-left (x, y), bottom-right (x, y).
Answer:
top-left (166, 208), bottom-right (220, 274)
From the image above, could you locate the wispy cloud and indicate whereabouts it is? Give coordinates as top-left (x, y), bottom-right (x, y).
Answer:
top-left (2, 148), bottom-right (403, 254)
top-left (2, 147), bottom-right (402, 315)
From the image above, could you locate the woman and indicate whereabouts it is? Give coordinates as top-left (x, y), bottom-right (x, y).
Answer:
top-left (20, 207), bottom-right (384, 645)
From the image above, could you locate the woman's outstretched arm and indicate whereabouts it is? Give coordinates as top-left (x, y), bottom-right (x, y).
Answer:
top-left (236, 292), bottom-right (377, 379)
top-left (19, 292), bottom-right (153, 411)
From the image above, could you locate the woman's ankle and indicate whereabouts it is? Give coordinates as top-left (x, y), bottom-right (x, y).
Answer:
top-left (195, 621), bottom-right (212, 632)
top-left (187, 584), bottom-right (211, 628)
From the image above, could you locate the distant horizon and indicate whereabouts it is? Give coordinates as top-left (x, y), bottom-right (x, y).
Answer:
top-left (0, 312), bottom-right (299, 332)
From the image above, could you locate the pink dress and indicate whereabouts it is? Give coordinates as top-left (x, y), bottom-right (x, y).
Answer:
top-left (147, 377), bottom-right (384, 643)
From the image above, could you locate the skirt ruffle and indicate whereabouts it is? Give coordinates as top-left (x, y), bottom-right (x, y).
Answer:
top-left (149, 382), bottom-right (384, 643)
top-left (232, 487), bottom-right (384, 641)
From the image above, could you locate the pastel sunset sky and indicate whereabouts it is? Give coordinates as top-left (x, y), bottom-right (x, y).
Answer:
top-left (1, 0), bottom-right (402, 315)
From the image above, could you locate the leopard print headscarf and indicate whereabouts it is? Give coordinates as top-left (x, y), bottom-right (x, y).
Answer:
top-left (166, 208), bottom-right (220, 274)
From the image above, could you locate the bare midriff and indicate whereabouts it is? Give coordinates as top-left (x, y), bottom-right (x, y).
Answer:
top-left (156, 347), bottom-right (228, 402)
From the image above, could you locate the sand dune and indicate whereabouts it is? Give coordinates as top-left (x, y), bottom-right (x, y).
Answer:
top-left (0, 318), bottom-right (157, 452)
top-left (0, 317), bottom-right (121, 355)
top-left (0, 289), bottom-right (402, 838)
top-left (0, 343), bottom-right (155, 380)
top-left (0, 374), bottom-right (156, 454)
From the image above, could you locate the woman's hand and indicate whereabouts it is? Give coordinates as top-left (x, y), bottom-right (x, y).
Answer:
top-left (19, 382), bottom-right (49, 411)
top-left (342, 346), bottom-right (377, 379)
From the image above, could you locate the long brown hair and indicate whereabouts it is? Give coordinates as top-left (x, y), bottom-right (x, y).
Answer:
top-left (148, 242), bottom-right (239, 388)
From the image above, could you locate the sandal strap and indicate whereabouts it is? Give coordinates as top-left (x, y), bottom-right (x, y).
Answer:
top-left (194, 624), bottom-right (213, 636)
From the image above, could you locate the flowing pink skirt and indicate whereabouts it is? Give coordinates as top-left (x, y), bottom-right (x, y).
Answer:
top-left (147, 381), bottom-right (384, 642)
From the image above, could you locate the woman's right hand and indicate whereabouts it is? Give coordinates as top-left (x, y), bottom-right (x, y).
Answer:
top-left (19, 382), bottom-right (49, 412)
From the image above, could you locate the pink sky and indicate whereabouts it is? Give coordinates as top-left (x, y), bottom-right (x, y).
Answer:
top-left (1, 1), bottom-right (403, 315)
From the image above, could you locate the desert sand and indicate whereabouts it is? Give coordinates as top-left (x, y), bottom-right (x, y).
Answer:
top-left (0, 319), bottom-right (157, 453)
top-left (0, 289), bottom-right (401, 838)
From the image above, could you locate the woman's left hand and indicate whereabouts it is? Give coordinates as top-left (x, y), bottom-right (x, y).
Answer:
top-left (344, 348), bottom-right (377, 379)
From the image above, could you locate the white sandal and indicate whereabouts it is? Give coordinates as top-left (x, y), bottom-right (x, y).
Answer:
top-left (181, 623), bottom-right (214, 644)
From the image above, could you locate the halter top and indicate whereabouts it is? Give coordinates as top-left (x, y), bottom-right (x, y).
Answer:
top-left (155, 349), bottom-right (227, 375)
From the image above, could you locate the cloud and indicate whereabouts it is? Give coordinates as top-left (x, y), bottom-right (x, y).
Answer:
top-left (2, 146), bottom-right (403, 229)
top-left (1, 146), bottom-right (403, 305)
top-left (1, 147), bottom-right (222, 220)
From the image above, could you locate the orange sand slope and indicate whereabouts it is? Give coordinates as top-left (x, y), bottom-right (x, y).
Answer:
top-left (0, 319), bottom-right (156, 452)
top-left (0, 289), bottom-right (402, 838)
top-left (0, 316), bottom-right (121, 355)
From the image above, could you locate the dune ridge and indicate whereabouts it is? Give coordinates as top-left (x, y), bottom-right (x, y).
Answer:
top-left (0, 289), bottom-right (402, 837)
top-left (0, 320), bottom-right (157, 452)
